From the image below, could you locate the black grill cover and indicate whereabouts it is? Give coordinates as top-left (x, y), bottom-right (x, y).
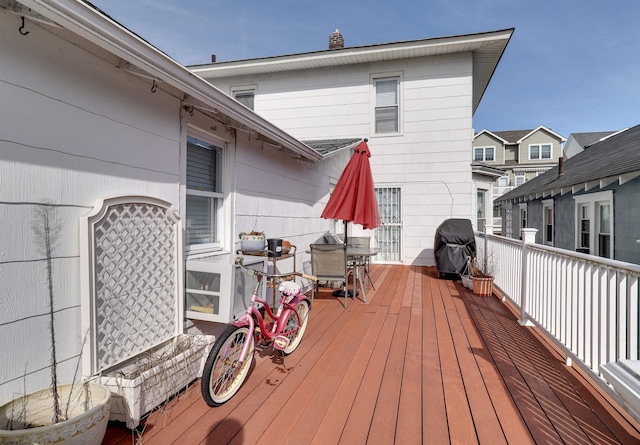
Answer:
top-left (434, 219), bottom-right (476, 275)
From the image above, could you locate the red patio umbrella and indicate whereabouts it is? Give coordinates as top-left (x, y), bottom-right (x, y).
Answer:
top-left (321, 139), bottom-right (381, 243)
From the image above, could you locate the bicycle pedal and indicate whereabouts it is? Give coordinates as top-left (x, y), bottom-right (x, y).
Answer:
top-left (273, 335), bottom-right (290, 351)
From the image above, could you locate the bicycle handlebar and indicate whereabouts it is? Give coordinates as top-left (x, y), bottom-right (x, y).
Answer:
top-left (235, 256), bottom-right (317, 282)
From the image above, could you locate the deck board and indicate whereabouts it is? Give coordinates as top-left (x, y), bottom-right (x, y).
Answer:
top-left (103, 265), bottom-right (640, 444)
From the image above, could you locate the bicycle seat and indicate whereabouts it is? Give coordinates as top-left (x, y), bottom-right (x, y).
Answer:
top-left (278, 281), bottom-right (300, 296)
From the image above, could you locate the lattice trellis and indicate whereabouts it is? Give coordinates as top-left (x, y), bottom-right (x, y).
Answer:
top-left (81, 196), bottom-right (183, 376)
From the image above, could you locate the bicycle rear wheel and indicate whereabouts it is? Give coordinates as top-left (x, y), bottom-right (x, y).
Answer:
top-left (201, 324), bottom-right (254, 406)
top-left (281, 299), bottom-right (310, 355)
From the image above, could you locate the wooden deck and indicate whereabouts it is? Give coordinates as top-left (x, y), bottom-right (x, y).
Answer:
top-left (103, 265), bottom-right (640, 444)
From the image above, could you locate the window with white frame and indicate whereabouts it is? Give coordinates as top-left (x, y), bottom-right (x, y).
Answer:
top-left (474, 146), bottom-right (495, 162)
top-left (373, 76), bottom-right (399, 134)
top-left (231, 86), bottom-right (256, 110)
top-left (519, 203), bottom-right (527, 239)
top-left (529, 143), bottom-right (552, 160)
top-left (574, 191), bottom-right (613, 258)
top-left (498, 175), bottom-right (509, 187)
top-left (504, 205), bottom-right (513, 238)
top-left (477, 189), bottom-right (487, 232)
top-left (514, 172), bottom-right (526, 186)
top-left (542, 199), bottom-right (553, 245)
top-left (186, 135), bottom-right (224, 252)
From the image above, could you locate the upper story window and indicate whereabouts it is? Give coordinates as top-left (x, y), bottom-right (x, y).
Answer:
top-left (574, 191), bottom-right (613, 258)
top-left (231, 86), bottom-right (256, 110)
top-left (529, 143), bottom-right (552, 160)
top-left (498, 175), bottom-right (509, 187)
top-left (186, 135), bottom-right (224, 253)
top-left (474, 146), bottom-right (495, 162)
top-left (373, 76), bottom-right (400, 134)
top-left (514, 172), bottom-right (526, 186)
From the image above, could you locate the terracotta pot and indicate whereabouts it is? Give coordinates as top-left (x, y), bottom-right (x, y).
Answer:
top-left (471, 275), bottom-right (494, 297)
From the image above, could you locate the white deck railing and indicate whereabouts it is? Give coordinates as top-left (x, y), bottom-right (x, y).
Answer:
top-left (475, 228), bottom-right (640, 403)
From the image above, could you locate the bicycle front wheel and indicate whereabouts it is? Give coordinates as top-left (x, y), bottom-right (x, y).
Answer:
top-left (281, 299), bottom-right (310, 355)
top-left (201, 324), bottom-right (254, 407)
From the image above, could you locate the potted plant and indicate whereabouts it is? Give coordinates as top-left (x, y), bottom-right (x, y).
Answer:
top-left (469, 252), bottom-right (495, 297)
top-left (0, 204), bottom-right (111, 444)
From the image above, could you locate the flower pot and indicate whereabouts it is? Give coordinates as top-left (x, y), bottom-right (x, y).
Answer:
top-left (240, 232), bottom-right (265, 252)
top-left (461, 276), bottom-right (472, 289)
top-left (100, 334), bottom-right (215, 429)
top-left (0, 382), bottom-right (111, 445)
top-left (471, 275), bottom-right (494, 297)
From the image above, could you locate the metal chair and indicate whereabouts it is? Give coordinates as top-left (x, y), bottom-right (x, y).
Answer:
top-left (348, 236), bottom-right (375, 290)
top-left (310, 243), bottom-right (349, 307)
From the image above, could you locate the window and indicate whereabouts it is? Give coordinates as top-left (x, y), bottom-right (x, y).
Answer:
top-left (477, 190), bottom-right (487, 232)
top-left (519, 203), bottom-right (527, 239)
top-left (186, 135), bottom-right (223, 252)
top-left (374, 77), bottom-right (399, 134)
top-left (578, 204), bottom-right (590, 251)
top-left (514, 172), bottom-right (526, 186)
top-left (474, 146), bottom-right (495, 162)
top-left (529, 143), bottom-right (552, 160)
top-left (542, 199), bottom-right (553, 245)
top-left (504, 205), bottom-right (513, 238)
top-left (231, 87), bottom-right (256, 110)
top-left (574, 191), bottom-right (613, 258)
top-left (498, 175), bottom-right (509, 187)
top-left (598, 204), bottom-right (611, 258)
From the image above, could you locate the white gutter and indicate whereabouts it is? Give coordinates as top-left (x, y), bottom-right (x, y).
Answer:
top-left (17, 0), bottom-right (321, 161)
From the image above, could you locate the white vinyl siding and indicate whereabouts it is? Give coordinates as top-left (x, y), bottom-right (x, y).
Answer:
top-left (373, 77), bottom-right (399, 134)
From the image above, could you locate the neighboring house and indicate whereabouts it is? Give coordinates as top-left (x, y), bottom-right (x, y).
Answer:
top-left (473, 126), bottom-right (566, 199)
top-left (564, 130), bottom-right (622, 159)
top-left (0, 0), bottom-right (354, 405)
top-left (190, 28), bottom-right (514, 265)
top-left (495, 124), bottom-right (640, 264)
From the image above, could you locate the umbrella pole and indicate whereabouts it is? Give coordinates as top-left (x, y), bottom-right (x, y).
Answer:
top-left (344, 220), bottom-right (348, 307)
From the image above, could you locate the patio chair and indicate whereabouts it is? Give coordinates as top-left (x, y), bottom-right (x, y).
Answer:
top-left (310, 243), bottom-right (349, 307)
top-left (348, 236), bottom-right (375, 290)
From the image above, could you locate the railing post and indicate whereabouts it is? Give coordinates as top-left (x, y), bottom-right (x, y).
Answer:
top-left (519, 228), bottom-right (538, 326)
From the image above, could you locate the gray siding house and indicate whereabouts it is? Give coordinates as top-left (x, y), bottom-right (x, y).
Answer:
top-left (496, 124), bottom-right (640, 264)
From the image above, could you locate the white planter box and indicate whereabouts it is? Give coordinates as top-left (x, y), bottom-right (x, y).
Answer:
top-left (100, 334), bottom-right (215, 429)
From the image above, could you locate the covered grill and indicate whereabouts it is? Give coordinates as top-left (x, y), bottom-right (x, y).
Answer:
top-left (434, 218), bottom-right (476, 277)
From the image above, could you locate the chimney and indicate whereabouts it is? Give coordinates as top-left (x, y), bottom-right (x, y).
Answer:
top-left (558, 157), bottom-right (564, 176)
top-left (329, 29), bottom-right (344, 49)
top-left (211, 54), bottom-right (216, 63)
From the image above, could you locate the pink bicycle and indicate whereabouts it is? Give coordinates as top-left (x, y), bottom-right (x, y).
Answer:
top-left (201, 257), bottom-right (317, 406)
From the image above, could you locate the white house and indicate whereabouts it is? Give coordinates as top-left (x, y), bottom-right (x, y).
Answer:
top-left (0, 0), bottom-right (353, 408)
top-left (190, 28), bottom-right (514, 265)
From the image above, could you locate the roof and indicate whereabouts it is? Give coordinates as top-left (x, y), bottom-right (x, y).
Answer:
top-left (302, 138), bottom-right (362, 156)
top-left (19, 0), bottom-right (322, 161)
top-left (572, 131), bottom-right (618, 148)
top-left (190, 29), bottom-right (514, 115)
top-left (471, 161), bottom-right (505, 178)
top-left (497, 124), bottom-right (640, 202)
top-left (476, 125), bottom-right (566, 144)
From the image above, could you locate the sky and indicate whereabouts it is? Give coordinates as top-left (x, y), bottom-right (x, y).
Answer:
top-left (90, 0), bottom-right (640, 139)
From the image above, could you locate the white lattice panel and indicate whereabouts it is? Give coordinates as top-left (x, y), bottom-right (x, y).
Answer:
top-left (81, 196), bottom-right (183, 376)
